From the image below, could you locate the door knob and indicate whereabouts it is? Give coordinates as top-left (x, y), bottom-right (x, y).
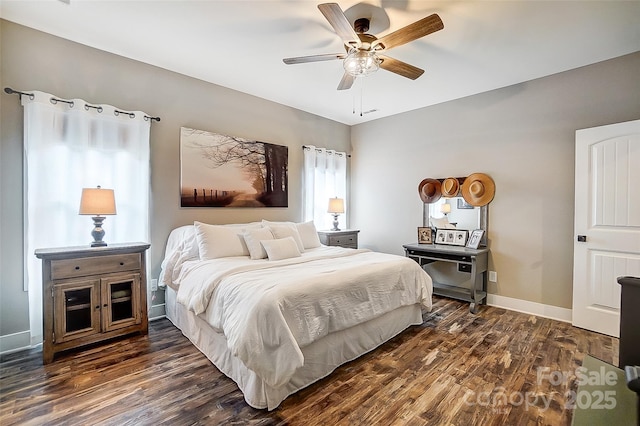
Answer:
top-left (577, 235), bottom-right (587, 242)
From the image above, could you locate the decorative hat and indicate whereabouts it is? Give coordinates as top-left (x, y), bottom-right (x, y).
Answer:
top-left (441, 177), bottom-right (460, 198)
top-left (418, 178), bottom-right (442, 203)
top-left (461, 173), bottom-right (495, 207)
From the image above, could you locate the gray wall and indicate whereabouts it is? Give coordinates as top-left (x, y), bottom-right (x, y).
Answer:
top-left (2, 17), bottom-right (639, 349)
top-left (0, 20), bottom-right (351, 340)
top-left (351, 51), bottom-right (640, 309)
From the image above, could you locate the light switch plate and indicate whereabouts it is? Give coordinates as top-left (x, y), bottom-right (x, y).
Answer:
top-left (151, 278), bottom-right (158, 291)
top-left (489, 271), bottom-right (497, 282)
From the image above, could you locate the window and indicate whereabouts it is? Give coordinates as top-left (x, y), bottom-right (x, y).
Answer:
top-left (22, 91), bottom-right (151, 345)
top-left (302, 146), bottom-right (347, 230)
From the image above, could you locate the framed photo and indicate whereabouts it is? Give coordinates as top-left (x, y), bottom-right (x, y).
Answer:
top-left (417, 227), bottom-right (432, 244)
top-left (453, 230), bottom-right (468, 246)
top-left (466, 229), bottom-right (485, 249)
top-left (457, 198), bottom-right (474, 209)
top-left (445, 230), bottom-right (455, 243)
top-left (435, 229), bottom-right (468, 246)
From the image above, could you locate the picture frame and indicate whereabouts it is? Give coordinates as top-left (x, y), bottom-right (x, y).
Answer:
top-left (466, 229), bottom-right (485, 249)
top-left (453, 230), bottom-right (468, 246)
top-left (179, 127), bottom-right (288, 208)
top-left (457, 198), bottom-right (474, 209)
top-left (417, 227), bottom-right (432, 244)
top-left (435, 229), bottom-right (468, 246)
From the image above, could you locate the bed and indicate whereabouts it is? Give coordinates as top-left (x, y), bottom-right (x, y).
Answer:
top-left (159, 220), bottom-right (433, 410)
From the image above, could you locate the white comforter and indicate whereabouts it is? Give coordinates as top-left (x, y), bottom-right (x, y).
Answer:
top-left (176, 246), bottom-right (432, 388)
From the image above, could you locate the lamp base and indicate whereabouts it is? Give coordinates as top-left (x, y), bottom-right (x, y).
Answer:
top-left (90, 216), bottom-right (108, 247)
top-left (331, 213), bottom-right (341, 232)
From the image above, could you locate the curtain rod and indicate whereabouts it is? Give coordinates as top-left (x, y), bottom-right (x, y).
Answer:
top-left (302, 145), bottom-right (351, 158)
top-left (4, 87), bottom-right (161, 122)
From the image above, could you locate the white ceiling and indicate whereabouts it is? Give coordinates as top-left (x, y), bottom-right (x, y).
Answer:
top-left (2, 0), bottom-right (639, 125)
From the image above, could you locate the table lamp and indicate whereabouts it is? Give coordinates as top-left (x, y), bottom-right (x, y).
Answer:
top-left (79, 186), bottom-right (117, 247)
top-left (328, 197), bottom-right (345, 231)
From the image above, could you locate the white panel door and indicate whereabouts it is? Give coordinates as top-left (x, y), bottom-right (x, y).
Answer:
top-left (572, 119), bottom-right (640, 337)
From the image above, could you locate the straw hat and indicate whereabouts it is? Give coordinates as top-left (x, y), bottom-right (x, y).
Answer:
top-left (461, 173), bottom-right (495, 206)
top-left (418, 178), bottom-right (442, 203)
top-left (441, 177), bottom-right (460, 198)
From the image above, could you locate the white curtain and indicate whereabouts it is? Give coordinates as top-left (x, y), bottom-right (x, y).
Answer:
top-left (302, 146), bottom-right (347, 230)
top-left (22, 91), bottom-right (151, 345)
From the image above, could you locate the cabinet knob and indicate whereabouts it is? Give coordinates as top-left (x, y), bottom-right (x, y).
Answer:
top-left (119, 262), bottom-right (125, 266)
top-left (95, 305), bottom-right (100, 310)
top-left (577, 235), bottom-right (587, 242)
top-left (75, 266), bottom-right (80, 270)
top-left (103, 304), bottom-right (108, 308)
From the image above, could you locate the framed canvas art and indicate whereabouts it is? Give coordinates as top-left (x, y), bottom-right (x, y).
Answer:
top-left (180, 127), bottom-right (288, 207)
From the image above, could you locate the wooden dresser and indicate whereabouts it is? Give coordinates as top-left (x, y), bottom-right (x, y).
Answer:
top-left (35, 242), bottom-right (150, 363)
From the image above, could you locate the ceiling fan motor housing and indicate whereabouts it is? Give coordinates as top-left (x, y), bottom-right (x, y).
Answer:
top-left (354, 17), bottom-right (370, 33)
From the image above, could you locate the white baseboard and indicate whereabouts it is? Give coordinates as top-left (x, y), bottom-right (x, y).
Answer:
top-left (149, 303), bottom-right (166, 321)
top-left (0, 330), bottom-right (34, 355)
top-left (0, 298), bottom-right (571, 355)
top-left (2, 304), bottom-right (168, 355)
top-left (486, 294), bottom-right (572, 323)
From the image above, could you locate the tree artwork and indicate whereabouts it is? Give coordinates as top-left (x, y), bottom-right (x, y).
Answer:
top-left (180, 127), bottom-right (288, 207)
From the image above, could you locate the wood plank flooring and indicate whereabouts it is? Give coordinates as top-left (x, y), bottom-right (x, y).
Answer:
top-left (1, 297), bottom-right (619, 425)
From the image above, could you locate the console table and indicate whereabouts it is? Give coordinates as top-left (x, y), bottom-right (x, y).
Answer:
top-left (403, 243), bottom-right (489, 313)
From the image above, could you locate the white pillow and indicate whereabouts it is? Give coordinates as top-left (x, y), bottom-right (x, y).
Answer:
top-left (296, 221), bottom-right (321, 249)
top-left (193, 221), bottom-right (250, 260)
top-left (261, 237), bottom-right (301, 261)
top-left (430, 216), bottom-right (456, 229)
top-left (242, 227), bottom-right (275, 260)
top-left (262, 220), bottom-right (305, 252)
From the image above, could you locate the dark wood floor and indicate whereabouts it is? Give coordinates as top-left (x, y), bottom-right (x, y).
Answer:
top-left (1, 297), bottom-right (618, 426)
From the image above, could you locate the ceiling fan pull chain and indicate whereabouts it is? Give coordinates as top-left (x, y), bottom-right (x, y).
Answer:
top-left (360, 77), bottom-right (365, 117)
top-left (352, 83), bottom-right (356, 115)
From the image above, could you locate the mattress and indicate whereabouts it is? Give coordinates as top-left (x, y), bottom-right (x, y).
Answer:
top-left (166, 286), bottom-right (423, 410)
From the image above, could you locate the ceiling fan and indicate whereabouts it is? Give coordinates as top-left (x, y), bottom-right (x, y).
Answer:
top-left (283, 3), bottom-right (444, 90)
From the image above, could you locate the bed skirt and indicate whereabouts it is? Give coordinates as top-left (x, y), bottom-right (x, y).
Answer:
top-left (165, 286), bottom-right (423, 410)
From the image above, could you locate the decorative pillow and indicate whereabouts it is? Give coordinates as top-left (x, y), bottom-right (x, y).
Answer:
top-left (193, 221), bottom-right (250, 260)
top-left (430, 216), bottom-right (456, 229)
top-left (262, 220), bottom-right (305, 252)
top-left (242, 227), bottom-right (275, 260)
top-left (261, 237), bottom-right (302, 261)
top-left (296, 221), bottom-right (321, 249)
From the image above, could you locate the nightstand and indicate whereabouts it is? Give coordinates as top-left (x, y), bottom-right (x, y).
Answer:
top-left (35, 242), bottom-right (150, 363)
top-left (318, 229), bottom-right (360, 249)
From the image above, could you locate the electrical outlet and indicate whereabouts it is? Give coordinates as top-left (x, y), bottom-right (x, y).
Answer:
top-left (151, 278), bottom-right (158, 291)
top-left (489, 271), bottom-right (497, 282)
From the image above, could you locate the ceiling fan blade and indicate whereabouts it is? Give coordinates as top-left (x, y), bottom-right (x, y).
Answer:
top-left (378, 55), bottom-right (425, 80)
top-left (372, 14), bottom-right (443, 51)
top-left (318, 3), bottom-right (361, 48)
top-left (337, 72), bottom-right (355, 90)
top-left (283, 53), bottom-right (346, 65)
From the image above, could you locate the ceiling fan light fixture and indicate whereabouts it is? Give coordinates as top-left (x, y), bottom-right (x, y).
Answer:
top-left (343, 49), bottom-right (380, 77)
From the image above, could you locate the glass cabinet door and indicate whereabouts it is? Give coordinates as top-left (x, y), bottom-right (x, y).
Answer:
top-left (101, 273), bottom-right (141, 332)
top-left (54, 279), bottom-right (101, 343)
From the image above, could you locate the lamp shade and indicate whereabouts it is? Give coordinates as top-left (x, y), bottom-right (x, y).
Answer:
top-left (328, 197), bottom-right (345, 214)
top-left (440, 203), bottom-right (451, 214)
top-left (79, 186), bottom-right (117, 216)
